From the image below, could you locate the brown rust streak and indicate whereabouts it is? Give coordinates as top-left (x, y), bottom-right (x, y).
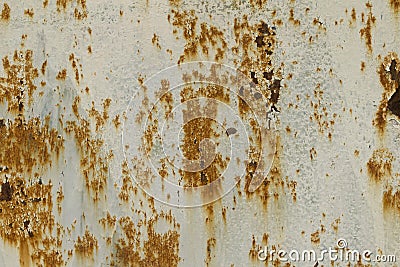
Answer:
top-left (367, 148), bottom-right (394, 182)
top-left (359, 3), bottom-right (376, 54)
top-left (1, 3), bottom-right (10, 21)
top-left (389, 0), bottom-right (400, 12)
top-left (65, 97), bottom-right (113, 202)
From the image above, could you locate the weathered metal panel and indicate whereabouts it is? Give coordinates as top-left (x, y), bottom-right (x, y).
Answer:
top-left (0, 0), bottom-right (399, 266)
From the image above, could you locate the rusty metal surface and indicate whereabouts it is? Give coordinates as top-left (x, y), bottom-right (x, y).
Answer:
top-left (0, 0), bottom-right (399, 266)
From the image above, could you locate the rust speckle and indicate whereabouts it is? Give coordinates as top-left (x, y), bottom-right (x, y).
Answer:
top-left (250, 0), bottom-right (267, 8)
top-left (24, 8), bottom-right (34, 18)
top-left (56, 0), bottom-right (87, 19)
top-left (1, 3), bottom-right (10, 21)
top-left (56, 69), bottom-right (67, 80)
top-left (152, 33), bottom-right (161, 50)
top-left (43, 0), bottom-right (49, 8)
top-left (351, 8), bottom-right (357, 21)
top-left (361, 61), bottom-right (366, 71)
top-left (367, 148), bottom-right (394, 181)
top-left (311, 230), bottom-right (320, 244)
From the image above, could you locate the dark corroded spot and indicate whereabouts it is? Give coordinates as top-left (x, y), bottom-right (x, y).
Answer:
top-left (0, 181), bottom-right (12, 201)
top-left (385, 59), bottom-right (400, 118)
top-left (388, 87), bottom-right (400, 117)
top-left (253, 92), bottom-right (262, 99)
top-left (226, 127), bottom-right (237, 136)
top-left (255, 36), bottom-right (265, 47)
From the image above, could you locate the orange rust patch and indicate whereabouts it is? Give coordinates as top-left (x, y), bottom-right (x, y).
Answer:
top-left (112, 215), bottom-right (180, 266)
top-left (178, 84), bottom-right (229, 188)
top-left (170, 9), bottom-right (227, 63)
top-left (367, 148), bottom-right (394, 181)
top-left (359, 4), bottom-right (376, 53)
top-left (0, 50), bottom-right (39, 113)
top-left (0, 117), bottom-right (64, 175)
top-left (74, 229), bottom-right (98, 258)
top-left (1, 3), bottom-right (10, 20)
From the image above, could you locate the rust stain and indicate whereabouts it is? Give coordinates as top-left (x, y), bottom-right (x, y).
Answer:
top-left (366, 148), bottom-right (394, 181)
top-left (205, 237), bottom-right (216, 266)
top-left (359, 3), bottom-right (376, 54)
top-left (1, 3), bottom-right (10, 21)
top-left (0, 117), bottom-right (64, 175)
top-left (389, 0), bottom-right (400, 12)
